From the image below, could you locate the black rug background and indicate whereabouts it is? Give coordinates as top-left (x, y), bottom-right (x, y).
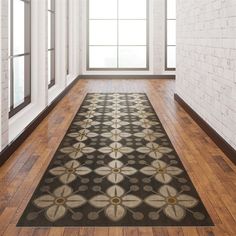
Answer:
top-left (17, 93), bottom-right (214, 227)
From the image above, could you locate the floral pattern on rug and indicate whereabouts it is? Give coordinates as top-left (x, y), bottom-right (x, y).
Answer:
top-left (18, 93), bottom-right (213, 227)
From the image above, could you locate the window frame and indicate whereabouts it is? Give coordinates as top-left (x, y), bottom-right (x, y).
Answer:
top-left (48, 0), bottom-right (56, 89)
top-left (87, 0), bottom-right (149, 71)
top-left (165, 0), bottom-right (176, 71)
top-left (9, 0), bottom-right (31, 118)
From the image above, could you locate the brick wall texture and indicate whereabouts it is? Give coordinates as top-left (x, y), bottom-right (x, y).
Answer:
top-left (0, 0), bottom-right (9, 151)
top-left (176, 0), bottom-right (236, 149)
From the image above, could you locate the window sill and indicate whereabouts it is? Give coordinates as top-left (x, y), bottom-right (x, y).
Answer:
top-left (9, 103), bottom-right (44, 143)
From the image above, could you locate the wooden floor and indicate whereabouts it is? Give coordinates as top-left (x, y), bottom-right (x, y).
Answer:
top-left (0, 79), bottom-right (236, 236)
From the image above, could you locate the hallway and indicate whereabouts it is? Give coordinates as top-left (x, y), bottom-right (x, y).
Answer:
top-left (0, 79), bottom-right (235, 236)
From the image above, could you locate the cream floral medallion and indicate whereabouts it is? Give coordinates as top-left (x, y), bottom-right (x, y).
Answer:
top-left (74, 119), bottom-right (100, 128)
top-left (137, 142), bottom-right (172, 159)
top-left (103, 118), bottom-right (129, 129)
top-left (107, 94), bottom-right (125, 100)
top-left (133, 118), bottom-right (160, 128)
top-left (99, 142), bottom-right (134, 159)
top-left (67, 129), bottom-right (98, 142)
top-left (95, 160), bottom-right (137, 184)
top-left (79, 110), bottom-right (102, 119)
top-left (134, 110), bottom-right (154, 119)
top-left (33, 185), bottom-right (86, 222)
top-left (19, 93), bottom-right (213, 227)
top-left (83, 104), bottom-right (103, 111)
top-left (89, 185), bottom-right (142, 221)
top-left (107, 104), bottom-right (126, 110)
top-left (101, 129), bottom-right (131, 142)
top-left (134, 129), bottom-right (165, 142)
top-left (60, 142), bottom-right (95, 159)
top-left (105, 111), bottom-right (128, 119)
top-left (133, 103), bottom-right (149, 111)
top-left (140, 160), bottom-right (183, 184)
top-left (145, 185), bottom-right (200, 221)
top-left (49, 160), bottom-right (92, 184)
top-left (87, 97), bottom-right (104, 104)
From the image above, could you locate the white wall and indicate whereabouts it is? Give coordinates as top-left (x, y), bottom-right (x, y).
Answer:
top-left (0, 0), bottom-right (9, 150)
top-left (176, 0), bottom-right (236, 149)
top-left (153, 0), bottom-right (166, 74)
top-left (0, 0), bottom-right (80, 151)
top-left (79, 0), bottom-right (169, 75)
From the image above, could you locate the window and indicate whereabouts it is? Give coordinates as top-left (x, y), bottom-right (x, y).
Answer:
top-left (8, 0), bottom-right (31, 118)
top-left (166, 0), bottom-right (176, 70)
top-left (48, 0), bottom-right (55, 88)
top-left (88, 0), bottom-right (149, 70)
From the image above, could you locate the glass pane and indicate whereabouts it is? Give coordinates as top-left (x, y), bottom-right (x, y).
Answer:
top-left (167, 46), bottom-right (176, 68)
top-left (167, 0), bottom-right (176, 19)
top-left (13, 55), bottom-right (30, 107)
top-left (89, 20), bottom-right (117, 45)
top-left (48, 51), bottom-right (51, 85)
top-left (89, 0), bottom-right (117, 19)
top-left (119, 0), bottom-right (147, 19)
top-left (119, 46), bottom-right (147, 68)
top-left (48, 12), bottom-right (52, 48)
top-left (167, 20), bottom-right (176, 45)
top-left (48, 50), bottom-right (55, 85)
top-left (89, 46), bottom-right (117, 68)
top-left (13, 0), bottom-right (30, 54)
top-left (119, 20), bottom-right (146, 45)
top-left (48, 13), bottom-right (55, 49)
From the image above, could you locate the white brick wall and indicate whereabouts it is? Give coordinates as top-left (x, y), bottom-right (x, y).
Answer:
top-left (153, 0), bottom-right (165, 74)
top-left (0, 0), bottom-right (9, 151)
top-left (176, 0), bottom-right (236, 149)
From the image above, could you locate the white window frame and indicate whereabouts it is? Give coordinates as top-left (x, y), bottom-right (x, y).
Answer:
top-left (87, 0), bottom-right (150, 71)
top-left (165, 0), bottom-right (176, 71)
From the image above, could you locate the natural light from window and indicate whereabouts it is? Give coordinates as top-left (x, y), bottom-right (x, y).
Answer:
top-left (166, 0), bottom-right (176, 70)
top-left (88, 0), bottom-right (148, 70)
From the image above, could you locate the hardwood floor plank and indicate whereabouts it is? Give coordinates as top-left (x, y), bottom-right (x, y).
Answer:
top-left (182, 228), bottom-right (199, 236)
top-left (138, 227), bottom-right (154, 236)
top-left (32, 228), bottom-right (49, 236)
top-left (93, 228), bottom-right (109, 236)
top-left (63, 228), bottom-right (80, 236)
top-left (123, 227), bottom-right (138, 236)
top-left (167, 228), bottom-right (184, 236)
top-left (48, 228), bottom-right (65, 236)
top-left (152, 228), bottom-right (169, 236)
top-left (0, 207), bottom-right (17, 235)
top-left (109, 227), bottom-right (124, 236)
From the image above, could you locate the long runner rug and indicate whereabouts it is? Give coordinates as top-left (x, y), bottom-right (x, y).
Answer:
top-left (18, 93), bottom-right (213, 227)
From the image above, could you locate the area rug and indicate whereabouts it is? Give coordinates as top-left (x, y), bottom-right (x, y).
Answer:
top-left (18, 93), bottom-right (213, 227)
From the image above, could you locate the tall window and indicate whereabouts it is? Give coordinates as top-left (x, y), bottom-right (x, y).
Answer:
top-left (48, 0), bottom-right (55, 88)
top-left (8, 0), bottom-right (31, 118)
top-left (88, 0), bottom-right (149, 70)
top-left (166, 0), bottom-right (176, 70)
